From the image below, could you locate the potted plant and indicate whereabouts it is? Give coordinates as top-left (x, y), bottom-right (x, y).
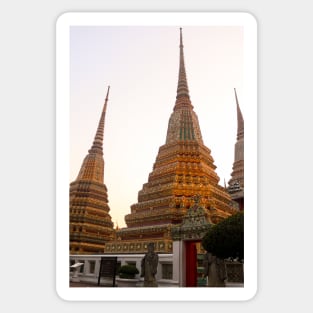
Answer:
top-left (116, 264), bottom-right (140, 287)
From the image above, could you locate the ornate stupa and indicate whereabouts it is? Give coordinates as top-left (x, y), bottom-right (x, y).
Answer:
top-left (104, 29), bottom-right (237, 254)
top-left (70, 86), bottom-right (115, 254)
top-left (227, 88), bottom-right (244, 210)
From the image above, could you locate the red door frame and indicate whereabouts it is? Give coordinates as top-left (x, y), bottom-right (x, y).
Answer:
top-left (185, 240), bottom-right (199, 287)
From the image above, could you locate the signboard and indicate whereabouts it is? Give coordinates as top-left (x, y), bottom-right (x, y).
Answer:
top-left (97, 257), bottom-right (117, 287)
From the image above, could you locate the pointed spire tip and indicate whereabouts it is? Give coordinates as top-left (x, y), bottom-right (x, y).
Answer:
top-left (234, 88), bottom-right (239, 105)
top-left (105, 85), bottom-right (110, 99)
top-left (179, 27), bottom-right (183, 47)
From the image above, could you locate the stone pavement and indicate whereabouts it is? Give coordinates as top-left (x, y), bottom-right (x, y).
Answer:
top-left (70, 281), bottom-right (116, 287)
top-left (70, 281), bottom-right (98, 287)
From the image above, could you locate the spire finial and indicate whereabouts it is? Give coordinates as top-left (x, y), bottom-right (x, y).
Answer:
top-left (234, 88), bottom-right (239, 106)
top-left (89, 85), bottom-right (110, 154)
top-left (234, 88), bottom-right (244, 140)
top-left (105, 85), bottom-right (110, 100)
top-left (180, 27), bottom-right (183, 47)
top-left (174, 27), bottom-right (192, 109)
top-left (103, 85), bottom-right (110, 114)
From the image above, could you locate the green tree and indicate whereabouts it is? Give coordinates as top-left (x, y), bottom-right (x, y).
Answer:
top-left (202, 212), bottom-right (244, 259)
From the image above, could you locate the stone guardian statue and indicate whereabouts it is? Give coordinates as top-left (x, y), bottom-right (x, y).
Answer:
top-left (203, 252), bottom-right (226, 287)
top-left (141, 242), bottom-right (159, 287)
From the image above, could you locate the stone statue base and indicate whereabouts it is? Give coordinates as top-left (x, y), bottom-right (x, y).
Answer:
top-left (144, 280), bottom-right (158, 287)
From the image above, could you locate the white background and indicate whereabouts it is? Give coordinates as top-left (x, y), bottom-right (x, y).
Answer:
top-left (0, 0), bottom-right (312, 312)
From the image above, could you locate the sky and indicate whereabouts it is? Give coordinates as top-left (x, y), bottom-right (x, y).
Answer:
top-left (70, 26), bottom-right (244, 228)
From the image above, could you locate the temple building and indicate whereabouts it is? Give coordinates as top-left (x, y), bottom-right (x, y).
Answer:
top-left (104, 29), bottom-right (238, 254)
top-left (227, 88), bottom-right (244, 211)
top-left (69, 86), bottom-right (115, 254)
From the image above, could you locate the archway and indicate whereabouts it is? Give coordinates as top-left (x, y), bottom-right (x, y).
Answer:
top-left (171, 196), bottom-right (212, 287)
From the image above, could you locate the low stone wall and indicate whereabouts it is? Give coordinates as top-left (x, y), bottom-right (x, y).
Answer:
top-left (70, 254), bottom-right (178, 287)
top-left (69, 254), bottom-right (243, 288)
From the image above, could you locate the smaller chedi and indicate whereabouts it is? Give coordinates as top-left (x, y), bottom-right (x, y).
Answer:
top-left (227, 88), bottom-right (244, 211)
top-left (69, 86), bottom-right (115, 254)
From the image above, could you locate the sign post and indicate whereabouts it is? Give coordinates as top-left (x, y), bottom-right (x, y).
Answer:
top-left (98, 257), bottom-right (117, 287)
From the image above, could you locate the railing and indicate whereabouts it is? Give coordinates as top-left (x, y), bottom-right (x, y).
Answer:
top-left (224, 261), bottom-right (244, 286)
top-left (70, 254), bottom-right (178, 287)
top-left (69, 254), bottom-right (243, 287)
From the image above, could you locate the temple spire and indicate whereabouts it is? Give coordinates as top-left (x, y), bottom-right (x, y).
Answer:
top-left (228, 88), bottom-right (244, 210)
top-left (166, 28), bottom-right (202, 144)
top-left (70, 85), bottom-right (114, 254)
top-left (174, 28), bottom-right (192, 110)
top-left (234, 88), bottom-right (244, 140)
top-left (89, 86), bottom-right (110, 154)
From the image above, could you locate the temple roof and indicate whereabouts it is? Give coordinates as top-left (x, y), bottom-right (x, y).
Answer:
top-left (171, 195), bottom-right (212, 241)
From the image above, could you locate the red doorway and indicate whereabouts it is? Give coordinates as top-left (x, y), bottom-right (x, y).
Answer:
top-left (185, 241), bottom-right (198, 287)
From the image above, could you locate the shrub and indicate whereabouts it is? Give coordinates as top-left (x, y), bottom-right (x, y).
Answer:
top-left (118, 264), bottom-right (139, 279)
top-left (202, 212), bottom-right (244, 259)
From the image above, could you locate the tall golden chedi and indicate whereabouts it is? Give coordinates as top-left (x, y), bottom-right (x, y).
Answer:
top-left (105, 29), bottom-right (236, 254)
top-left (70, 86), bottom-right (115, 254)
top-left (227, 88), bottom-right (244, 211)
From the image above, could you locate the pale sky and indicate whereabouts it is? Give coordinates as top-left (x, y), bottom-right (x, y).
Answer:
top-left (70, 26), bottom-right (244, 228)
